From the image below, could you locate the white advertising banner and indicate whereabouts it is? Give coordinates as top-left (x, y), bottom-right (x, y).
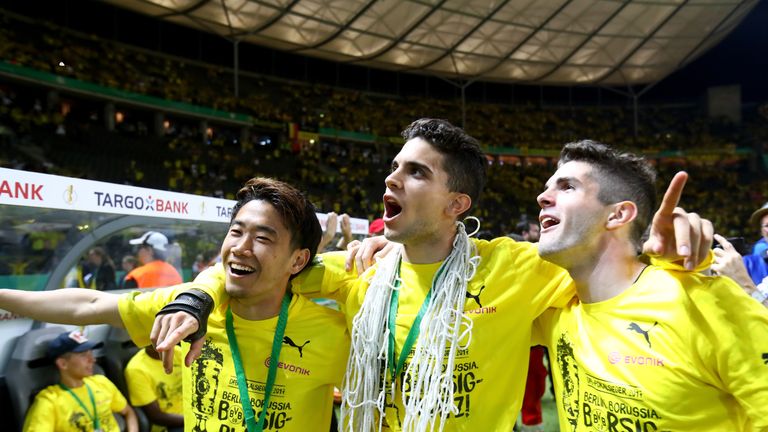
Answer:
top-left (0, 168), bottom-right (369, 234)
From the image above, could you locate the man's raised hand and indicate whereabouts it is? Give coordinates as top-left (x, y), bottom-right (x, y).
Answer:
top-left (642, 171), bottom-right (713, 270)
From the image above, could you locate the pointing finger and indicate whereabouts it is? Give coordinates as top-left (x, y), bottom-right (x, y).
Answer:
top-left (657, 172), bottom-right (688, 217)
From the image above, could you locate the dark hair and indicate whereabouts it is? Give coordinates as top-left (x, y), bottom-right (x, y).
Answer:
top-left (88, 246), bottom-right (115, 269)
top-left (135, 243), bottom-right (165, 261)
top-left (230, 177), bottom-right (322, 273)
top-left (558, 140), bottom-right (657, 246)
top-left (515, 217), bottom-right (536, 236)
top-left (122, 255), bottom-right (138, 270)
top-left (402, 119), bottom-right (487, 217)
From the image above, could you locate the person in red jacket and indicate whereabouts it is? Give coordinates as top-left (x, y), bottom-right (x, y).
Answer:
top-left (124, 231), bottom-right (183, 289)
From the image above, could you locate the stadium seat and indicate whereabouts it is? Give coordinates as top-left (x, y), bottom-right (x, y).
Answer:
top-left (101, 326), bottom-right (139, 398)
top-left (6, 325), bottom-right (134, 432)
top-left (6, 326), bottom-right (67, 431)
top-left (101, 326), bottom-right (150, 432)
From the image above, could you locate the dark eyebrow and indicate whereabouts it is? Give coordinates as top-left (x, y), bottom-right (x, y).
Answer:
top-left (231, 220), bottom-right (278, 236)
top-left (543, 176), bottom-right (580, 191)
top-left (402, 160), bottom-right (433, 176)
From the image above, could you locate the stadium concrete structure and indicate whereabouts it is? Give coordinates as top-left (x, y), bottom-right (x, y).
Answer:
top-left (105, 0), bottom-right (757, 87)
top-left (1, 1), bottom-right (768, 431)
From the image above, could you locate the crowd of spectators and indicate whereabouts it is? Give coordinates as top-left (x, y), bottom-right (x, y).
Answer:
top-left (2, 9), bottom-right (762, 149)
top-left (0, 8), bottom-right (766, 242)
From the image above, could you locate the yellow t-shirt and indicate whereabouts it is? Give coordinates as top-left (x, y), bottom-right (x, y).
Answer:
top-left (23, 374), bottom-right (127, 432)
top-left (533, 266), bottom-right (768, 431)
top-left (192, 236), bottom-right (575, 431)
top-left (124, 346), bottom-right (184, 432)
top-left (118, 285), bottom-right (350, 432)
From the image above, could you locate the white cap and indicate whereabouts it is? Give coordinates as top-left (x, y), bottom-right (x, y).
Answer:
top-left (129, 231), bottom-right (168, 251)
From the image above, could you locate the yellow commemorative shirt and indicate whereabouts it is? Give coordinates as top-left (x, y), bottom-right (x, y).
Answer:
top-left (193, 236), bottom-right (575, 431)
top-left (23, 374), bottom-right (126, 432)
top-left (125, 346), bottom-right (184, 432)
top-left (118, 285), bottom-right (350, 432)
top-left (533, 266), bottom-right (768, 431)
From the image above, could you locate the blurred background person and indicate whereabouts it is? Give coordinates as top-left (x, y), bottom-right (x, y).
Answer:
top-left (119, 255), bottom-right (139, 289)
top-left (750, 202), bottom-right (768, 258)
top-left (190, 251), bottom-right (217, 279)
top-left (165, 239), bottom-right (183, 278)
top-left (84, 247), bottom-right (117, 291)
top-left (516, 216), bottom-right (540, 243)
top-left (712, 234), bottom-right (768, 308)
top-left (125, 345), bottom-right (184, 432)
top-left (744, 203), bottom-right (768, 285)
top-left (124, 231), bottom-right (182, 289)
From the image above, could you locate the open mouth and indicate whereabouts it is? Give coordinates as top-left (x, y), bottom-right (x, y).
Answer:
top-left (384, 196), bottom-right (402, 219)
top-left (540, 216), bottom-right (560, 230)
top-left (229, 262), bottom-right (255, 276)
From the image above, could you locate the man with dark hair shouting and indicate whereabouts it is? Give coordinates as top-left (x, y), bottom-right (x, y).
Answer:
top-left (159, 119), bottom-right (714, 431)
top-left (532, 141), bottom-right (768, 429)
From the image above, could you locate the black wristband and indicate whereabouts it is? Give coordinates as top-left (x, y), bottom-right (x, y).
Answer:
top-left (155, 288), bottom-right (214, 343)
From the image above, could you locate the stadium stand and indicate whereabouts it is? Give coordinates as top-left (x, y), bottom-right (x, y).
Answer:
top-left (0, 5), bottom-right (766, 240)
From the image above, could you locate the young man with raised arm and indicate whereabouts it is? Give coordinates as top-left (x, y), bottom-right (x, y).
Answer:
top-left (532, 141), bottom-right (768, 430)
top-left (158, 119), bottom-right (713, 432)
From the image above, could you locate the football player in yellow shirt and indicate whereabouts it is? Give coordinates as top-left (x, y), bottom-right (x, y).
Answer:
top-left (124, 346), bottom-right (184, 432)
top-left (0, 177), bottom-right (350, 432)
top-left (153, 119), bottom-right (713, 432)
top-left (23, 330), bottom-right (139, 432)
top-left (532, 140), bottom-right (768, 430)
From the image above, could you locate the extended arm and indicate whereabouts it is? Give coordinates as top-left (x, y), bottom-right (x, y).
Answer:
top-left (0, 288), bottom-right (123, 328)
top-left (317, 212), bottom-right (338, 252)
top-left (119, 405), bottom-right (139, 432)
top-left (335, 214), bottom-right (354, 251)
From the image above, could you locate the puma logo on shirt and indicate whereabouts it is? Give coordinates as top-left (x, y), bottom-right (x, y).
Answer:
top-left (627, 322), bottom-right (658, 348)
top-left (465, 285), bottom-right (485, 308)
top-left (283, 336), bottom-right (310, 357)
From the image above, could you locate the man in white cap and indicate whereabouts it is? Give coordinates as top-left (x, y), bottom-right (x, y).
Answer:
top-left (23, 330), bottom-right (139, 432)
top-left (124, 231), bottom-right (182, 289)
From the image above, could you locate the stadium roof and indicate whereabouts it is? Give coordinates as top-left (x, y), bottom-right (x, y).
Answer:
top-left (104, 0), bottom-right (758, 86)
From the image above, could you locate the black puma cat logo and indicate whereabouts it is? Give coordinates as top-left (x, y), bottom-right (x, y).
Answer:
top-left (282, 336), bottom-right (310, 357)
top-left (466, 285), bottom-right (486, 307)
top-left (627, 322), bottom-right (658, 348)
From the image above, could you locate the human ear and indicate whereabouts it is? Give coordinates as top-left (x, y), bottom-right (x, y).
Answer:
top-left (606, 201), bottom-right (637, 230)
top-left (290, 249), bottom-right (311, 275)
top-left (446, 193), bottom-right (472, 218)
top-left (55, 356), bottom-right (67, 371)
